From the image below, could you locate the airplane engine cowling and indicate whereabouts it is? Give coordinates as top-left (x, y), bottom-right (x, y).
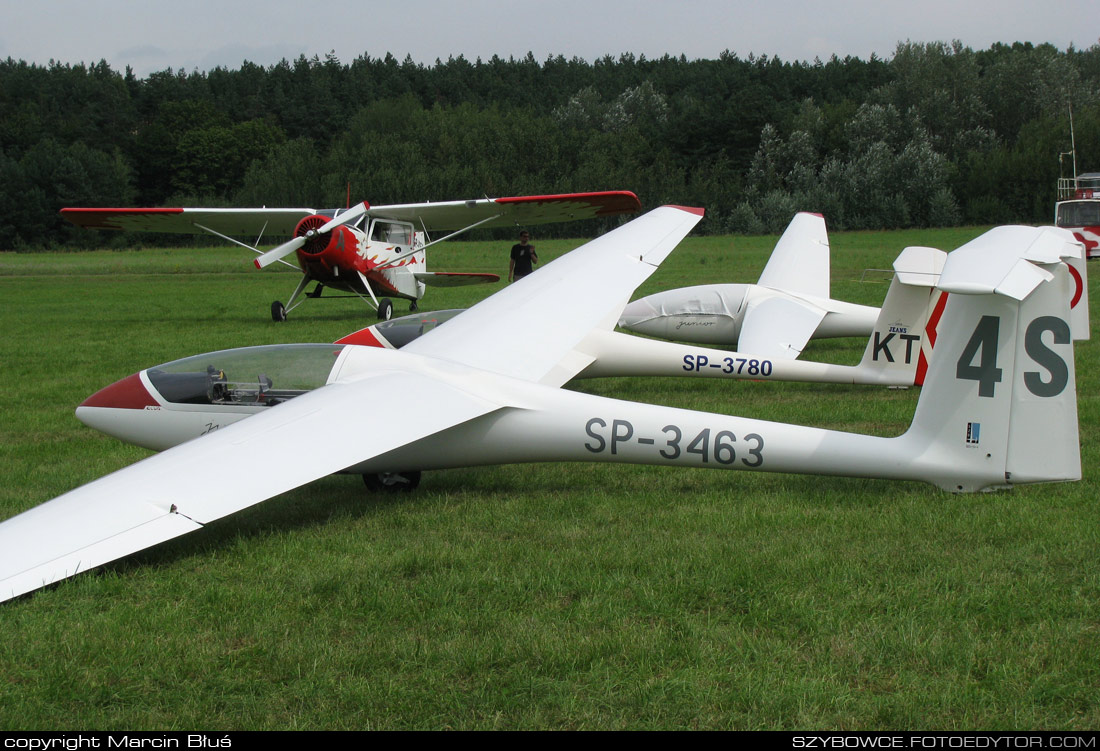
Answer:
top-left (293, 217), bottom-right (363, 274)
top-left (294, 215), bottom-right (329, 255)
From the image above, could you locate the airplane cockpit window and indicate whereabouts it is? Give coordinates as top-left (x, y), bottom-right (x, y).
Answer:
top-left (370, 221), bottom-right (414, 246)
top-left (146, 344), bottom-right (345, 406)
top-left (374, 309), bottom-right (463, 348)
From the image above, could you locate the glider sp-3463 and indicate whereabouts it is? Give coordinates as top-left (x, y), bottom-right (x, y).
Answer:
top-left (73, 241), bottom-right (951, 455)
top-left (0, 207), bottom-right (1084, 603)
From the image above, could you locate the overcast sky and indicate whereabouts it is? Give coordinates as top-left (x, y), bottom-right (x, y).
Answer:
top-left (1, 0), bottom-right (1096, 77)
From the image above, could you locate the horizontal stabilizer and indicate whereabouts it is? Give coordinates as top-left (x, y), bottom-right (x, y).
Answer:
top-left (937, 226), bottom-right (1082, 299)
top-left (412, 271), bottom-right (501, 287)
top-left (893, 246), bottom-right (946, 286)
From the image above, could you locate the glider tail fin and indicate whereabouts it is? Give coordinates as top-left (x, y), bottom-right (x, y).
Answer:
top-left (855, 246), bottom-right (946, 383)
top-left (902, 227), bottom-right (1081, 492)
top-left (756, 212), bottom-right (830, 299)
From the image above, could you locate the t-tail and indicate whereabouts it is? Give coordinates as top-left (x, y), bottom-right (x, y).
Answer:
top-left (854, 245), bottom-right (946, 386)
top-left (898, 226), bottom-right (1082, 491)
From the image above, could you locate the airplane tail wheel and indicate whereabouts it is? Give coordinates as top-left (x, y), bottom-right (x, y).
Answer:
top-left (271, 301), bottom-right (287, 322)
top-left (377, 299), bottom-right (394, 321)
top-left (362, 470), bottom-right (421, 492)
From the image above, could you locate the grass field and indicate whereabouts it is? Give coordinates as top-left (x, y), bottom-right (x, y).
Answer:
top-left (0, 225), bottom-right (1097, 730)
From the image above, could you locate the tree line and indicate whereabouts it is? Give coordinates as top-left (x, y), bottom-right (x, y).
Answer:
top-left (1, 41), bottom-right (1098, 248)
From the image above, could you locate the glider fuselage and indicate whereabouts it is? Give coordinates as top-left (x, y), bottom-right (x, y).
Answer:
top-left (618, 283), bottom-right (879, 345)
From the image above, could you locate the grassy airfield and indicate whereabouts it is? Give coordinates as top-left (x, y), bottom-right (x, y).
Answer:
top-left (0, 225), bottom-right (1097, 730)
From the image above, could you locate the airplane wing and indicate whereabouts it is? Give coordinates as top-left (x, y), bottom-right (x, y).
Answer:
top-left (366, 191), bottom-right (641, 231)
top-left (412, 271), bottom-right (501, 287)
top-left (737, 294), bottom-right (828, 360)
top-left (755, 212), bottom-right (831, 299)
top-left (403, 206), bottom-right (705, 385)
top-left (0, 205), bottom-right (702, 603)
top-left (60, 191), bottom-right (640, 238)
top-left (0, 370), bottom-right (502, 603)
top-left (59, 207), bottom-right (317, 237)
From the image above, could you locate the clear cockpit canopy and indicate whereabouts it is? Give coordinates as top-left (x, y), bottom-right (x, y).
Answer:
top-left (373, 308), bottom-right (463, 348)
top-left (146, 344), bottom-right (345, 406)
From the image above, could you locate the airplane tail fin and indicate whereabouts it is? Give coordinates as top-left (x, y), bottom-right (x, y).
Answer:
top-left (756, 212), bottom-right (830, 299)
top-left (901, 227), bottom-right (1082, 492)
top-left (855, 246), bottom-right (946, 383)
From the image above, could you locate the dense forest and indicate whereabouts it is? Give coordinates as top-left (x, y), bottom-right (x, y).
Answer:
top-left (1, 40), bottom-right (1098, 248)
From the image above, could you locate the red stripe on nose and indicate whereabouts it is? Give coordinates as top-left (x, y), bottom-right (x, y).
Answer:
top-left (80, 372), bottom-right (158, 409)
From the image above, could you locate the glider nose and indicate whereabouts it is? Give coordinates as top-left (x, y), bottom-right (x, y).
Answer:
top-left (618, 297), bottom-right (663, 334)
top-left (78, 372), bottom-right (158, 412)
top-left (619, 287), bottom-right (744, 344)
top-left (75, 371), bottom-right (160, 441)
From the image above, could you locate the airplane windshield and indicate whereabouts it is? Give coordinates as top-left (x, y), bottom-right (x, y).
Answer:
top-left (146, 344), bottom-right (345, 406)
top-left (1056, 201), bottom-right (1100, 227)
top-left (374, 308), bottom-right (463, 348)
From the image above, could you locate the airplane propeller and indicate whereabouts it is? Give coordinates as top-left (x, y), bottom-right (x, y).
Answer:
top-left (254, 235), bottom-right (306, 269)
top-left (253, 201), bottom-right (371, 270)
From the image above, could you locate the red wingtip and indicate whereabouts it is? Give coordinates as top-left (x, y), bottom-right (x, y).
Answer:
top-left (664, 205), bottom-right (705, 216)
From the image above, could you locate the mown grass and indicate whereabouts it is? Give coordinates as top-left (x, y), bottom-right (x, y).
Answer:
top-left (0, 226), bottom-right (1097, 730)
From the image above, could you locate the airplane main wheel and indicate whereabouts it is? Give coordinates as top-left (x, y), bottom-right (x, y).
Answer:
top-left (377, 299), bottom-right (394, 321)
top-left (362, 471), bottom-right (421, 493)
top-left (410, 301), bottom-right (419, 312)
top-left (271, 301), bottom-right (287, 322)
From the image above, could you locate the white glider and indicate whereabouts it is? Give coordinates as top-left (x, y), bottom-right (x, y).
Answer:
top-left (618, 212), bottom-right (1090, 358)
top-left (0, 210), bottom-right (1083, 603)
top-left (618, 212), bottom-right (880, 358)
top-left (70, 244), bottom-right (950, 458)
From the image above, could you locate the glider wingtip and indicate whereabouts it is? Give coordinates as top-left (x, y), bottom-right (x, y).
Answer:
top-left (663, 205), bottom-right (705, 217)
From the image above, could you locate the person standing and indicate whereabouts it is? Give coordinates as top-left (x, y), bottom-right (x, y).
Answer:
top-left (508, 230), bottom-right (538, 282)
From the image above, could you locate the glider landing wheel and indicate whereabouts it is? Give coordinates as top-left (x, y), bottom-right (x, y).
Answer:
top-left (377, 298), bottom-right (394, 321)
top-left (409, 300), bottom-right (419, 312)
top-left (362, 470), bottom-right (421, 493)
top-left (271, 301), bottom-right (287, 322)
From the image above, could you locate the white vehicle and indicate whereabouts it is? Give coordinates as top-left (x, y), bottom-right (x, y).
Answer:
top-left (1056, 171), bottom-right (1100, 260)
top-left (0, 208), bottom-right (1083, 603)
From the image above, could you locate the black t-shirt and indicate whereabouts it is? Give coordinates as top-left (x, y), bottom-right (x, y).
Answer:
top-left (511, 243), bottom-right (537, 276)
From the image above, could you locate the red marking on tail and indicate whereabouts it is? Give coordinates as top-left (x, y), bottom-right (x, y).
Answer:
top-left (915, 291), bottom-right (949, 386)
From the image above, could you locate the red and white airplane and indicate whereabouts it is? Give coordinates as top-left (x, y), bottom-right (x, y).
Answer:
top-left (618, 212), bottom-right (1091, 357)
top-left (61, 191), bottom-right (641, 321)
top-left (0, 208), bottom-right (1083, 603)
